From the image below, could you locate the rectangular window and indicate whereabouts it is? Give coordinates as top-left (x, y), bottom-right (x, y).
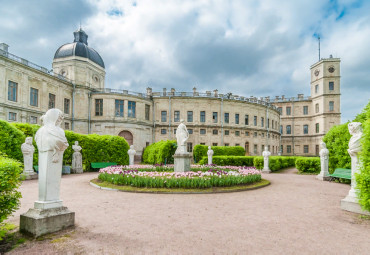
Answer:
top-left (245, 131), bottom-right (249, 136)
top-left (303, 124), bottom-right (308, 134)
top-left (187, 111), bottom-right (193, 122)
top-left (329, 82), bottom-right (334, 91)
top-left (200, 111), bottom-right (206, 123)
top-left (277, 107), bottom-right (282, 114)
top-left (224, 113), bottom-right (229, 123)
top-left (262, 133), bottom-right (265, 137)
top-left (315, 103), bottom-right (319, 113)
top-left (187, 142), bottom-right (193, 152)
top-left (161, 111), bottom-right (167, 122)
top-left (115, 99), bottom-right (124, 117)
top-left (188, 129), bottom-right (193, 134)
top-left (213, 112), bottom-right (218, 123)
top-left (8, 81), bottom-right (18, 102)
top-left (267, 118), bottom-right (270, 128)
top-left (315, 84), bottom-right (319, 93)
top-left (245, 114), bottom-right (249, 125)
top-left (65, 122), bottom-right (70, 130)
top-left (225, 130), bottom-right (230, 135)
top-left (95, 99), bottom-right (103, 116)
top-left (8, 112), bottom-right (16, 121)
top-left (225, 143), bottom-right (229, 146)
top-left (254, 144), bottom-right (257, 154)
top-left (63, 98), bottom-right (70, 114)
top-left (286, 107), bottom-right (291, 115)
top-left (174, 111), bottom-right (180, 122)
top-left (30, 116), bottom-right (37, 124)
top-left (212, 129), bottom-right (218, 135)
top-left (254, 132), bottom-right (257, 137)
top-left (30, 88), bottom-right (38, 106)
top-left (304, 145), bottom-right (309, 153)
top-left (287, 145), bottom-right (292, 153)
top-left (303, 106), bottom-right (308, 115)
top-left (235, 143), bottom-right (240, 146)
top-left (145, 104), bottom-right (150, 120)
top-left (212, 143), bottom-right (218, 146)
top-left (329, 101), bottom-right (334, 112)
top-left (235, 114), bottom-right (239, 124)
top-left (200, 143), bottom-right (205, 145)
top-left (161, 129), bottom-right (167, 134)
top-left (261, 117), bottom-right (264, 127)
top-left (286, 125), bottom-right (291, 134)
top-left (128, 101), bottom-right (136, 117)
top-left (174, 129), bottom-right (176, 134)
top-left (254, 116), bottom-right (257, 126)
top-left (316, 123), bottom-right (319, 133)
top-left (280, 145), bottom-right (283, 154)
top-left (49, 93), bottom-right (56, 109)
top-left (235, 131), bottom-right (240, 136)
top-left (200, 129), bottom-right (206, 135)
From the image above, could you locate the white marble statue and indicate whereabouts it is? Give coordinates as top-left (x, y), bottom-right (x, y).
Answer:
top-left (262, 146), bottom-right (271, 173)
top-left (72, 141), bottom-right (83, 174)
top-left (175, 119), bottom-right (189, 154)
top-left (207, 146), bottom-right (214, 165)
top-left (34, 108), bottom-right (69, 209)
top-left (317, 141), bottom-right (330, 180)
top-left (128, 145), bottom-right (136, 166)
top-left (21, 137), bottom-right (35, 175)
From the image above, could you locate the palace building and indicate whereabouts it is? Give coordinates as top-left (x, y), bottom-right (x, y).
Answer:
top-left (0, 29), bottom-right (341, 159)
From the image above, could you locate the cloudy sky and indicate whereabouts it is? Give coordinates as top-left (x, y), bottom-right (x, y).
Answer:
top-left (1, 0), bottom-right (369, 122)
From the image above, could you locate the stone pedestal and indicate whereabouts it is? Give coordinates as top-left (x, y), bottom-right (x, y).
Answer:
top-left (20, 207), bottom-right (75, 237)
top-left (23, 172), bottom-right (38, 180)
top-left (341, 196), bottom-right (370, 216)
top-left (173, 153), bottom-right (192, 172)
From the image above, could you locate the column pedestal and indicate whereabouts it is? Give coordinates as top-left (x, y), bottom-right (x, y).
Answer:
top-left (173, 153), bottom-right (192, 172)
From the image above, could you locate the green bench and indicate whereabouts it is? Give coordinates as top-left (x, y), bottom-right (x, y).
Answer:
top-left (329, 168), bottom-right (351, 180)
top-left (91, 162), bottom-right (117, 171)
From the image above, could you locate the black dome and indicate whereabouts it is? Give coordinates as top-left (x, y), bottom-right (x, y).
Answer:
top-left (54, 29), bottom-right (105, 68)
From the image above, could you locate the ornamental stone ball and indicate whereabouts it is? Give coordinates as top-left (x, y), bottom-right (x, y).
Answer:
top-left (21, 137), bottom-right (35, 175)
top-left (207, 146), bottom-right (214, 165)
top-left (72, 141), bottom-right (83, 174)
top-left (317, 141), bottom-right (330, 181)
top-left (128, 145), bottom-right (136, 166)
top-left (175, 119), bottom-right (189, 154)
top-left (262, 146), bottom-right (271, 173)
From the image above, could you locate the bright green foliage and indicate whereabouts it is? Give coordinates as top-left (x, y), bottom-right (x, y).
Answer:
top-left (0, 120), bottom-right (25, 162)
top-left (254, 156), bottom-right (298, 171)
top-left (295, 157), bottom-right (320, 173)
top-left (198, 156), bottom-right (255, 166)
top-left (193, 145), bottom-right (245, 163)
top-left (142, 140), bottom-right (177, 164)
top-left (10, 123), bottom-right (40, 137)
top-left (357, 101), bottom-right (370, 211)
top-left (323, 123), bottom-right (351, 173)
top-left (0, 153), bottom-right (23, 225)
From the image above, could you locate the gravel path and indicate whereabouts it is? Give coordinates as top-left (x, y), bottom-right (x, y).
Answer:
top-left (7, 168), bottom-right (370, 255)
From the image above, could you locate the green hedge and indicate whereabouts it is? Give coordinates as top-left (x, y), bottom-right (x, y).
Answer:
top-left (0, 120), bottom-right (25, 162)
top-left (142, 140), bottom-right (177, 164)
top-left (295, 157), bottom-right (320, 173)
top-left (193, 145), bottom-right (245, 163)
top-left (254, 156), bottom-right (298, 171)
top-left (0, 153), bottom-right (23, 224)
top-left (199, 156), bottom-right (255, 166)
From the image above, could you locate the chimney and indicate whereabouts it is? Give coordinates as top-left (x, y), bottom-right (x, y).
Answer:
top-left (163, 88), bottom-right (167, 96)
top-left (146, 87), bottom-right (152, 96)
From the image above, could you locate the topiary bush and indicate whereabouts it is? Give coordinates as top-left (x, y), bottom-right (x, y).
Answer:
top-left (0, 120), bottom-right (25, 162)
top-left (0, 153), bottom-right (23, 225)
top-left (193, 145), bottom-right (245, 163)
top-left (198, 156), bottom-right (255, 166)
top-left (253, 156), bottom-right (298, 171)
top-left (142, 140), bottom-right (177, 164)
top-left (295, 157), bottom-right (320, 173)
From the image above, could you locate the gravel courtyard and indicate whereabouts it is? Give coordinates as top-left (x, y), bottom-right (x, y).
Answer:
top-left (7, 168), bottom-right (370, 254)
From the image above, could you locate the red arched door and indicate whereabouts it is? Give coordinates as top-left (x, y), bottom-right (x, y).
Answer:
top-left (119, 130), bottom-right (133, 145)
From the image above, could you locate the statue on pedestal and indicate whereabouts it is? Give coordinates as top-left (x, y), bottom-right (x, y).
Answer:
top-left (175, 119), bottom-right (189, 154)
top-left (207, 146), bottom-right (214, 165)
top-left (128, 145), bottom-right (136, 166)
top-left (21, 137), bottom-right (35, 175)
top-left (262, 146), bottom-right (271, 173)
top-left (72, 141), bottom-right (83, 174)
top-left (317, 141), bottom-right (329, 180)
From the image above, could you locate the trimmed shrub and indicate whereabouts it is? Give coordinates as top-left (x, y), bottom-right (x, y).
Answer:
top-left (199, 156), bottom-right (255, 166)
top-left (253, 156), bottom-right (298, 171)
top-left (0, 153), bottom-right (23, 225)
top-left (0, 120), bottom-right (25, 162)
top-left (142, 140), bottom-right (177, 164)
top-left (295, 157), bottom-right (320, 173)
top-left (193, 145), bottom-right (245, 163)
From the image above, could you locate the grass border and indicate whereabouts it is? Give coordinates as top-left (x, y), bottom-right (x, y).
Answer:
top-left (90, 178), bottom-right (270, 194)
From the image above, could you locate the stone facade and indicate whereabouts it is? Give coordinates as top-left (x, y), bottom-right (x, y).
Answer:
top-left (0, 32), bottom-right (341, 158)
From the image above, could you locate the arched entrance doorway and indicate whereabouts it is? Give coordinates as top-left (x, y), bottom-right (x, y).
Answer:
top-left (245, 142), bottom-right (250, 156)
top-left (119, 130), bottom-right (133, 145)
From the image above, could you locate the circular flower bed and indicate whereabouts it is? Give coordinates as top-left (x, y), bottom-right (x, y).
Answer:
top-left (98, 165), bottom-right (262, 189)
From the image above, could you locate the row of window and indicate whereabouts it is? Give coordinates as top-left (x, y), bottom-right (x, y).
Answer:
top-left (7, 81), bottom-right (71, 114)
top-left (185, 143), bottom-right (280, 154)
top-left (7, 112), bottom-right (70, 129)
top-left (95, 99), bottom-right (149, 119)
top-left (280, 123), bottom-right (320, 135)
top-left (160, 110), bottom-right (278, 129)
top-left (277, 101), bottom-right (335, 116)
top-left (315, 81), bottom-right (335, 94)
top-left (280, 145), bottom-right (310, 154)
